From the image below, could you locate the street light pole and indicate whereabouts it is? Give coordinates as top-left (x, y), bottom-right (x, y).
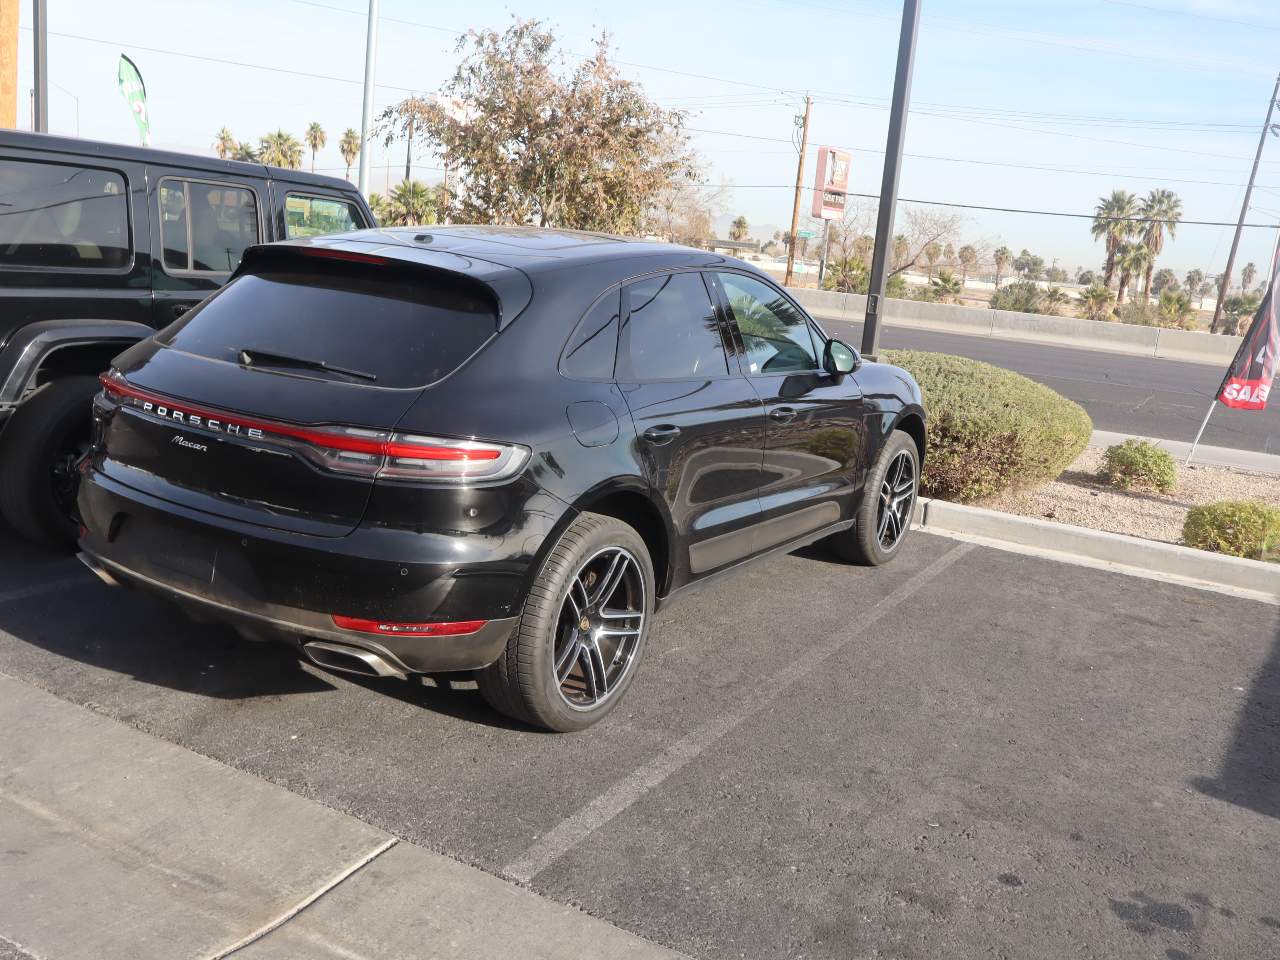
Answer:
top-left (31, 0), bottom-right (46, 133)
top-left (1210, 71), bottom-right (1280, 335)
top-left (862, 0), bottom-right (921, 359)
top-left (357, 0), bottom-right (380, 198)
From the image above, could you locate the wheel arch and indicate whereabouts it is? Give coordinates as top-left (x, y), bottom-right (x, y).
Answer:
top-left (892, 407), bottom-right (927, 467)
top-left (0, 319), bottom-right (152, 411)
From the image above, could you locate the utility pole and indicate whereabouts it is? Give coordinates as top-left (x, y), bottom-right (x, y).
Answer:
top-left (357, 0), bottom-right (380, 198)
top-left (1210, 72), bottom-right (1280, 335)
top-left (31, 0), bottom-right (46, 133)
top-left (783, 95), bottom-right (811, 288)
top-left (403, 111), bottom-right (414, 184)
top-left (862, 0), bottom-right (921, 359)
top-left (1, 0), bottom-right (17, 128)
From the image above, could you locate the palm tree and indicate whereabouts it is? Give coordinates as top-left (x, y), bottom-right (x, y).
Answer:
top-left (930, 270), bottom-right (963, 303)
top-left (1043, 286), bottom-right (1069, 316)
top-left (1115, 241), bottom-right (1150, 306)
top-left (1158, 288), bottom-right (1195, 329)
top-left (259, 130), bottom-right (304, 169)
top-left (368, 193), bottom-right (387, 226)
top-left (957, 244), bottom-right (977, 287)
top-left (1080, 283), bottom-right (1115, 321)
top-left (1242, 261), bottom-right (1258, 293)
top-left (1091, 190), bottom-right (1138, 289)
top-left (231, 142), bottom-right (258, 162)
top-left (339, 128), bottom-right (360, 181)
top-left (1137, 189), bottom-right (1182, 304)
top-left (305, 122), bottom-right (327, 174)
top-left (891, 234), bottom-right (909, 272)
top-left (729, 215), bottom-right (749, 242)
top-left (385, 180), bottom-right (435, 226)
top-left (993, 246), bottom-right (1011, 289)
top-left (214, 127), bottom-right (236, 160)
top-left (922, 241), bottom-right (942, 280)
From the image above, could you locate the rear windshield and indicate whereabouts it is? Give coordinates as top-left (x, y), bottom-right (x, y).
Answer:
top-left (158, 265), bottom-right (497, 389)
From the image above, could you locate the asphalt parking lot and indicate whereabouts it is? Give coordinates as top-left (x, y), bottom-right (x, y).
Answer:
top-left (1, 529), bottom-right (1278, 960)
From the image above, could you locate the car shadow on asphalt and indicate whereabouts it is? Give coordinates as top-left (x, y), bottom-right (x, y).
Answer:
top-left (329, 670), bottom-right (538, 733)
top-left (1191, 624), bottom-right (1280, 820)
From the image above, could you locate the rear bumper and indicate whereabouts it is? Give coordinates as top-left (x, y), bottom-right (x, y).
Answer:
top-left (77, 468), bottom-right (529, 673)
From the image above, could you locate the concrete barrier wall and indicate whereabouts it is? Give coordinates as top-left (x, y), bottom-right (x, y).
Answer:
top-left (787, 286), bottom-right (1242, 366)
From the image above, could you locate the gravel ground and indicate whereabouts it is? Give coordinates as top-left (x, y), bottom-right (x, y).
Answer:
top-left (979, 446), bottom-right (1280, 545)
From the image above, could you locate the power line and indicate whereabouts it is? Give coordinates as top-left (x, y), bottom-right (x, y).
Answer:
top-left (1101, 0), bottom-right (1280, 31)
top-left (34, 27), bottom-right (419, 93)
top-left (690, 184), bottom-right (1280, 228)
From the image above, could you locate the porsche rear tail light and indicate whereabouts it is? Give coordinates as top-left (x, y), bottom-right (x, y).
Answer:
top-left (98, 371), bottom-right (528, 483)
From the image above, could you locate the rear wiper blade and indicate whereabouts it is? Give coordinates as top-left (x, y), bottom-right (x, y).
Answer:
top-left (238, 348), bottom-right (377, 383)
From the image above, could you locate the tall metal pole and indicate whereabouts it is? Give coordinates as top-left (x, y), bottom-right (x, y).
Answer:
top-left (403, 112), bottom-right (414, 184)
top-left (862, 0), bottom-right (921, 359)
top-left (783, 95), bottom-right (811, 288)
top-left (357, 0), bottom-right (380, 198)
top-left (31, 0), bottom-right (46, 133)
top-left (1210, 72), bottom-right (1280, 335)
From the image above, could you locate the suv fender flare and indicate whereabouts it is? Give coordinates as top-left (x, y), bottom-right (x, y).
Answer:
top-left (0, 318), bottom-right (153, 413)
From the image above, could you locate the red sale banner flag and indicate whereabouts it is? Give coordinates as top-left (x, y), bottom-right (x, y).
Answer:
top-left (1217, 274), bottom-right (1278, 411)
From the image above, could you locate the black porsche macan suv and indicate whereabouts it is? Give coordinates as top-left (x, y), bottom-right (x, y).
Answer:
top-left (77, 227), bottom-right (926, 731)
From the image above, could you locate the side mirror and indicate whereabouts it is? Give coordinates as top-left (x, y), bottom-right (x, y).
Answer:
top-left (824, 338), bottom-right (860, 376)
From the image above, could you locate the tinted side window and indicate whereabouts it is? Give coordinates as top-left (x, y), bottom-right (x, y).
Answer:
top-left (717, 272), bottom-right (819, 375)
top-left (285, 194), bottom-right (364, 238)
top-left (159, 179), bottom-right (259, 274)
top-left (0, 160), bottom-right (129, 269)
top-left (561, 289), bottom-right (620, 379)
top-left (620, 273), bottom-right (728, 381)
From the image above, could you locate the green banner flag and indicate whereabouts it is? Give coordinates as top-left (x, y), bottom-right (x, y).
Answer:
top-left (117, 55), bottom-right (150, 146)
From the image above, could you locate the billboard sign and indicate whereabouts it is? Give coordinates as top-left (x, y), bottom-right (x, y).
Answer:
top-left (811, 146), bottom-right (851, 220)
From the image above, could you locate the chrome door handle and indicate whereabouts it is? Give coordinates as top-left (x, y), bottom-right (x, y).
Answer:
top-left (642, 424), bottom-right (681, 444)
top-left (768, 406), bottom-right (798, 423)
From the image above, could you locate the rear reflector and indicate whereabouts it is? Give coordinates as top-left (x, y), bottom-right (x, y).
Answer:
top-left (98, 371), bottom-right (528, 483)
top-left (331, 615), bottom-right (487, 636)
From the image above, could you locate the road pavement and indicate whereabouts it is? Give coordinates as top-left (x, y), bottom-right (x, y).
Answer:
top-left (1, 530), bottom-right (1277, 959)
top-left (820, 318), bottom-right (1280, 455)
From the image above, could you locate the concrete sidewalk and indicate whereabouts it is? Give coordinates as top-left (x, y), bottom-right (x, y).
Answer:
top-left (0, 673), bottom-right (684, 960)
top-left (1090, 428), bottom-right (1280, 475)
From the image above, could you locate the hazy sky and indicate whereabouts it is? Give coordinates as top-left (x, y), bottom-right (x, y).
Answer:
top-left (12, 0), bottom-right (1280, 276)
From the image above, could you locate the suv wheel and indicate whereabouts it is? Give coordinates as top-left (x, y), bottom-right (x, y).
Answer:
top-left (828, 429), bottom-right (919, 566)
top-left (478, 512), bottom-right (654, 732)
top-left (0, 376), bottom-right (99, 547)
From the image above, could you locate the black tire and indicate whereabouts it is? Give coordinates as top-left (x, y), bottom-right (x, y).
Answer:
top-left (0, 376), bottom-right (100, 546)
top-left (477, 511), bottom-right (655, 732)
top-left (828, 430), bottom-right (919, 566)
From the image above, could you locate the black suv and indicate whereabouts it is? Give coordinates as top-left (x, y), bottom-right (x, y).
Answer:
top-left (77, 227), bottom-right (926, 731)
top-left (0, 131), bottom-right (373, 544)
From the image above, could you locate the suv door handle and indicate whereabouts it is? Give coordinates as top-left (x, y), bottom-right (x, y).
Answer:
top-left (769, 406), bottom-right (798, 423)
top-left (642, 424), bottom-right (681, 444)
top-left (170, 303), bottom-right (191, 318)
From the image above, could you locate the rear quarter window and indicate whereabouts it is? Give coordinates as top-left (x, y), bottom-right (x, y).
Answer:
top-left (0, 159), bottom-right (130, 269)
top-left (158, 262), bottom-right (497, 389)
top-left (285, 194), bottom-right (366, 238)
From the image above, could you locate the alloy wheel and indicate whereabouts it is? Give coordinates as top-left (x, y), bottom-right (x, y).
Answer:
top-left (553, 546), bottom-right (646, 711)
top-left (877, 450), bottom-right (916, 551)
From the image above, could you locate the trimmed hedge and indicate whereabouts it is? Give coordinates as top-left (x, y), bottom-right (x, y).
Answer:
top-left (1101, 439), bottom-right (1177, 493)
top-left (1184, 500), bottom-right (1280, 562)
top-left (883, 350), bottom-right (1093, 502)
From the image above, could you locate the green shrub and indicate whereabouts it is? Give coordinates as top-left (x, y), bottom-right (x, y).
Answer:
top-left (1101, 439), bottom-right (1176, 493)
top-left (1184, 501), bottom-right (1280, 561)
top-left (989, 280), bottom-right (1044, 314)
top-left (1115, 301), bottom-right (1159, 327)
top-left (882, 350), bottom-right (1093, 502)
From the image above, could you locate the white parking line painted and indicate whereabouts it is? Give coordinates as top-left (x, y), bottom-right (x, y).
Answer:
top-left (502, 542), bottom-right (974, 884)
top-left (0, 576), bottom-right (89, 607)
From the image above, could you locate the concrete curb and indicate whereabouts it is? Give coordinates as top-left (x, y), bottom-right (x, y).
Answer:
top-left (788, 287), bottom-right (1243, 367)
top-left (914, 497), bottom-right (1280, 605)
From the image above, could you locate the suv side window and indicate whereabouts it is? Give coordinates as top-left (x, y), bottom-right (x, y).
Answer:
top-left (619, 272), bottom-right (728, 381)
top-left (284, 193), bottom-right (365, 238)
top-left (716, 272), bottom-right (819, 375)
top-left (561, 289), bottom-right (620, 380)
top-left (0, 159), bottom-right (130, 269)
top-left (159, 178), bottom-right (259, 275)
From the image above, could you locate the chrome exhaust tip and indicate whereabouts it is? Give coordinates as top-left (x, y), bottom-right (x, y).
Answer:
top-left (77, 551), bottom-right (121, 588)
top-left (303, 640), bottom-right (407, 679)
